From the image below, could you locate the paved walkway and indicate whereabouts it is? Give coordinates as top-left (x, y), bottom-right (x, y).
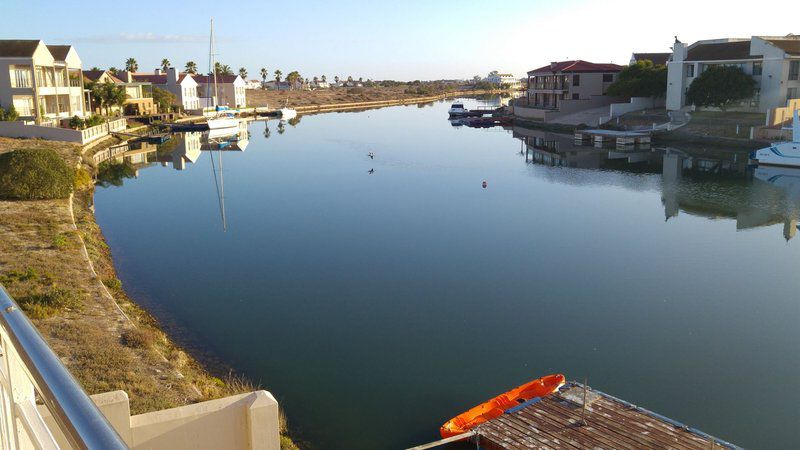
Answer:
top-left (550, 106), bottom-right (613, 126)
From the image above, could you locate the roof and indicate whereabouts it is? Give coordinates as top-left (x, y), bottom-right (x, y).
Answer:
top-left (528, 60), bottom-right (623, 74)
top-left (46, 45), bottom-right (71, 61)
top-left (686, 40), bottom-right (754, 61)
top-left (632, 52), bottom-right (671, 65)
top-left (0, 39), bottom-right (42, 58)
top-left (766, 37), bottom-right (800, 56)
top-left (192, 74), bottom-right (240, 84)
top-left (82, 70), bottom-right (124, 84)
top-left (129, 72), bottom-right (191, 84)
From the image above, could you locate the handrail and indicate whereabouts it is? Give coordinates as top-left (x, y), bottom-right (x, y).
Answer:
top-left (0, 285), bottom-right (128, 449)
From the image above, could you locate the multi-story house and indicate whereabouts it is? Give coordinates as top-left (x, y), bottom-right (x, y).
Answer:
top-left (83, 69), bottom-right (157, 115)
top-left (487, 71), bottom-right (521, 89)
top-left (122, 67), bottom-right (200, 111)
top-left (667, 35), bottom-right (800, 112)
top-left (0, 40), bottom-right (86, 123)
top-left (526, 60), bottom-right (622, 109)
top-left (193, 74), bottom-right (247, 108)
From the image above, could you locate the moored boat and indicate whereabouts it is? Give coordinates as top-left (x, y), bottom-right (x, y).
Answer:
top-left (440, 373), bottom-right (566, 438)
top-left (751, 110), bottom-right (800, 167)
top-left (448, 102), bottom-right (469, 117)
top-left (278, 107), bottom-right (297, 119)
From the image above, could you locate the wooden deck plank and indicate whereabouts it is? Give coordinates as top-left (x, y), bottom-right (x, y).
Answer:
top-left (507, 409), bottom-right (590, 450)
top-left (534, 399), bottom-right (644, 450)
top-left (496, 414), bottom-right (577, 450)
top-left (493, 415), bottom-right (558, 449)
top-left (515, 404), bottom-right (616, 450)
top-left (482, 420), bottom-right (545, 450)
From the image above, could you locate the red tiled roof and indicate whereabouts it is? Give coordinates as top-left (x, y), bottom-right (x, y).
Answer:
top-left (192, 74), bottom-right (240, 84)
top-left (528, 60), bottom-right (623, 74)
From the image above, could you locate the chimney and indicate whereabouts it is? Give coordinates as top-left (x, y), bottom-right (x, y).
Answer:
top-left (167, 67), bottom-right (178, 85)
top-left (124, 71), bottom-right (132, 83)
top-left (154, 68), bottom-right (162, 76)
top-left (672, 41), bottom-right (687, 63)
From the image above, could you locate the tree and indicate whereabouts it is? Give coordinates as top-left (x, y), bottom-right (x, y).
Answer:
top-left (90, 81), bottom-right (126, 116)
top-left (321, 75), bottom-right (327, 83)
top-left (472, 75), bottom-right (481, 84)
top-left (90, 66), bottom-right (100, 71)
top-left (286, 71), bottom-right (301, 88)
top-left (239, 67), bottom-right (248, 79)
top-left (161, 58), bottom-right (170, 72)
top-left (108, 67), bottom-right (119, 75)
top-left (686, 65), bottom-right (756, 111)
top-left (334, 75), bottom-right (340, 85)
top-left (606, 60), bottom-right (668, 98)
top-left (0, 104), bottom-right (18, 121)
top-left (347, 75), bottom-right (353, 83)
top-left (358, 77), bottom-right (363, 83)
top-left (185, 61), bottom-right (198, 74)
top-left (313, 76), bottom-right (319, 85)
top-left (153, 87), bottom-right (176, 112)
top-left (274, 70), bottom-right (283, 83)
top-left (213, 63), bottom-right (233, 76)
top-left (125, 58), bottom-right (138, 72)
top-left (260, 67), bottom-right (268, 85)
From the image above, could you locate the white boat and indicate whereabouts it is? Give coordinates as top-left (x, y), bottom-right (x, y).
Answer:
top-left (751, 110), bottom-right (800, 167)
top-left (278, 108), bottom-right (297, 119)
top-left (203, 19), bottom-right (239, 130)
top-left (448, 102), bottom-right (469, 117)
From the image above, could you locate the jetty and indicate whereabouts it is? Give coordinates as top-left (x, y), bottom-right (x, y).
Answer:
top-left (408, 381), bottom-right (740, 450)
top-left (110, 129), bottom-right (171, 144)
top-left (574, 129), bottom-right (651, 148)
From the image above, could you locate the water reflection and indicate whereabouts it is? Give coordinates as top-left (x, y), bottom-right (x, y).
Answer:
top-left (512, 124), bottom-right (800, 240)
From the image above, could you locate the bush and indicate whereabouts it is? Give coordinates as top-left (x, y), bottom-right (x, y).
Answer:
top-left (102, 277), bottom-right (122, 291)
top-left (18, 287), bottom-right (82, 319)
top-left (84, 115), bottom-right (104, 128)
top-left (74, 167), bottom-right (93, 190)
top-left (0, 105), bottom-right (19, 121)
top-left (52, 233), bottom-right (70, 249)
top-left (121, 327), bottom-right (157, 349)
top-left (69, 115), bottom-right (85, 129)
top-left (0, 148), bottom-right (75, 200)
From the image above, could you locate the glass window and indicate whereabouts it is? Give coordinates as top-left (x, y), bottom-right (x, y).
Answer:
top-left (602, 73), bottom-right (613, 82)
top-left (12, 95), bottom-right (34, 116)
top-left (789, 61), bottom-right (799, 81)
top-left (752, 62), bottom-right (762, 76)
top-left (572, 74), bottom-right (580, 86)
top-left (10, 65), bottom-right (32, 88)
top-left (686, 65), bottom-right (695, 77)
top-left (788, 87), bottom-right (798, 101)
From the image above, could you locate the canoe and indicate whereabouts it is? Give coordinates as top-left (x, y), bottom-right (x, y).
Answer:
top-left (440, 373), bottom-right (566, 438)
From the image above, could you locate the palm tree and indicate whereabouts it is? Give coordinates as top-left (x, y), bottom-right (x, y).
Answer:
top-left (161, 58), bottom-right (170, 72)
top-left (260, 68), bottom-right (268, 87)
top-left (274, 70), bottom-right (283, 83)
top-left (239, 67), bottom-right (248, 80)
top-left (221, 64), bottom-right (233, 76)
top-left (334, 75), bottom-right (339, 85)
top-left (125, 58), bottom-right (138, 72)
top-left (358, 77), bottom-right (363, 83)
top-left (313, 76), bottom-right (319, 85)
top-left (347, 76), bottom-right (353, 83)
top-left (321, 75), bottom-right (327, 83)
top-left (185, 61), bottom-right (198, 74)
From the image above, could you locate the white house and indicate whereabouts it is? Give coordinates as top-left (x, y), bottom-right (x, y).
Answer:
top-left (193, 74), bottom-right (247, 108)
top-left (122, 68), bottom-right (200, 111)
top-left (245, 79), bottom-right (262, 90)
top-left (487, 71), bottom-right (521, 89)
top-left (667, 35), bottom-right (800, 112)
top-left (0, 40), bottom-right (86, 123)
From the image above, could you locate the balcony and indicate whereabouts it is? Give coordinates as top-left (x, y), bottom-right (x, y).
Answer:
top-left (0, 285), bottom-right (280, 450)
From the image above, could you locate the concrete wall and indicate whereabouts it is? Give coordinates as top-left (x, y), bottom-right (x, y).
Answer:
top-left (40, 390), bottom-right (280, 450)
top-left (609, 97), bottom-right (665, 117)
top-left (0, 118), bottom-right (126, 144)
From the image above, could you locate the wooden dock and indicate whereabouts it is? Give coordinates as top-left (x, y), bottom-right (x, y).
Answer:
top-left (575, 129), bottom-right (651, 149)
top-left (474, 382), bottom-right (740, 450)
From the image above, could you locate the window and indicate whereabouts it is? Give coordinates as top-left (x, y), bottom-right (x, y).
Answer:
top-left (790, 61), bottom-right (800, 81)
top-left (602, 73), bottom-right (613, 82)
top-left (789, 87), bottom-right (798, 101)
top-left (70, 95), bottom-right (81, 112)
top-left (10, 65), bottom-right (32, 88)
top-left (752, 62), bottom-right (762, 76)
top-left (12, 95), bottom-right (34, 116)
top-left (572, 74), bottom-right (580, 86)
top-left (686, 65), bottom-right (695, 77)
top-left (572, 93), bottom-right (580, 100)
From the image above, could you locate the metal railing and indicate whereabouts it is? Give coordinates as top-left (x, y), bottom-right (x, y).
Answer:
top-left (0, 285), bottom-right (128, 450)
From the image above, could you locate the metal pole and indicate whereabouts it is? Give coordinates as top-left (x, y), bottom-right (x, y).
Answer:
top-left (0, 285), bottom-right (128, 450)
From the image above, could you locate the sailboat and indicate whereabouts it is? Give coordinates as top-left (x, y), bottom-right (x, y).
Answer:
top-left (205, 18), bottom-right (239, 130)
top-left (751, 110), bottom-right (800, 167)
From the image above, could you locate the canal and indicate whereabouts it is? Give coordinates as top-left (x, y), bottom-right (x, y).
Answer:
top-left (94, 98), bottom-right (799, 449)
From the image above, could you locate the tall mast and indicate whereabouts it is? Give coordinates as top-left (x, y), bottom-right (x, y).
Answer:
top-left (210, 18), bottom-right (219, 108)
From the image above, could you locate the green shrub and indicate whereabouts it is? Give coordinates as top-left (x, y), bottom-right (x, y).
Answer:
top-left (18, 287), bottom-right (82, 319)
top-left (0, 104), bottom-right (19, 121)
top-left (103, 277), bottom-right (122, 291)
top-left (52, 233), bottom-right (70, 249)
top-left (0, 267), bottom-right (39, 285)
top-left (84, 115), bottom-right (104, 128)
top-left (0, 148), bottom-right (75, 200)
top-left (69, 115), bottom-right (85, 129)
top-left (74, 167), bottom-right (93, 190)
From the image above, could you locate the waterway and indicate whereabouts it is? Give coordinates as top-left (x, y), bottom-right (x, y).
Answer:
top-left (94, 98), bottom-right (800, 449)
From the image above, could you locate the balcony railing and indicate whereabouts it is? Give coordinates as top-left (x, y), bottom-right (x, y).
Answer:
top-left (0, 285), bottom-right (128, 449)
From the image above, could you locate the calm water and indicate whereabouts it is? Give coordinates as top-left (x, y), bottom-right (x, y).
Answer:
top-left (94, 99), bottom-right (800, 449)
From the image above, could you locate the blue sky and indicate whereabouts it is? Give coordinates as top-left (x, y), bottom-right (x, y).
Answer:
top-left (2, 0), bottom-right (797, 80)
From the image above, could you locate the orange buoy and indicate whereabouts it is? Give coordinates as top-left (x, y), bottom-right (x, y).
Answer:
top-left (440, 374), bottom-right (566, 439)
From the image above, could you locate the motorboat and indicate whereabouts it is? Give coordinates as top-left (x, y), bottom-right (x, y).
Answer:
top-left (751, 110), bottom-right (800, 167)
top-left (278, 108), bottom-right (297, 120)
top-left (448, 102), bottom-right (469, 117)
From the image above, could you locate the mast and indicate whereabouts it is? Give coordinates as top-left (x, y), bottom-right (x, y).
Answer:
top-left (209, 18), bottom-right (219, 108)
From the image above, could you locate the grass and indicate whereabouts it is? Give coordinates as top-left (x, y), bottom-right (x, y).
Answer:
top-left (17, 287), bottom-right (82, 319)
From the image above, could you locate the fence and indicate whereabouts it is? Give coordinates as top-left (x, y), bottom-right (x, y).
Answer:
top-left (0, 285), bottom-right (128, 449)
top-left (0, 118), bottom-right (127, 145)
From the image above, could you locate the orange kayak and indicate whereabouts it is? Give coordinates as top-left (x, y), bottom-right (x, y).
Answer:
top-left (440, 374), bottom-right (566, 438)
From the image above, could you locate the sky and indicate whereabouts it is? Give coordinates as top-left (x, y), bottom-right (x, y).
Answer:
top-left (2, 0), bottom-right (797, 81)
